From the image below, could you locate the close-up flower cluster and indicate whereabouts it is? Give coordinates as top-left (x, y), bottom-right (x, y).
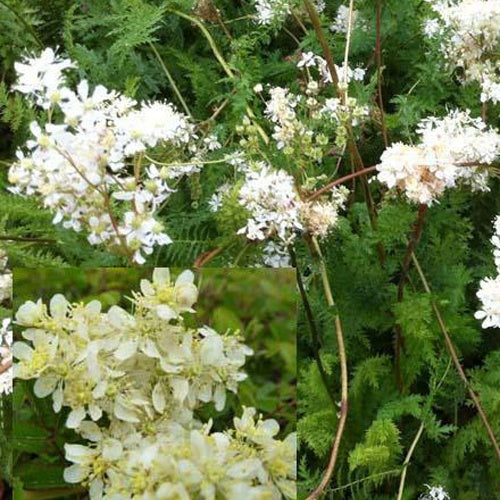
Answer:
top-left (2, 0), bottom-right (500, 498)
top-left (13, 268), bottom-right (296, 499)
top-left (424, 0), bottom-right (500, 103)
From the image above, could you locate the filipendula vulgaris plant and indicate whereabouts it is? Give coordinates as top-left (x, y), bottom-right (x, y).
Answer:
top-left (12, 268), bottom-right (296, 499)
top-left (8, 48), bottom-right (224, 265)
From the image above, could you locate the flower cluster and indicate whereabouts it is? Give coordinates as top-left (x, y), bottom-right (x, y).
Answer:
top-left (420, 484), bottom-right (450, 500)
top-left (236, 164), bottom-right (348, 262)
top-left (296, 52), bottom-right (366, 87)
top-left (254, 0), bottom-right (291, 25)
top-left (330, 5), bottom-right (359, 34)
top-left (475, 216), bottom-right (500, 329)
top-left (8, 48), bottom-right (209, 264)
top-left (377, 110), bottom-right (500, 205)
top-left (13, 268), bottom-right (296, 499)
top-left (424, 0), bottom-right (500, 103)
top-left (0, 319), bottom-right (12, 395)
top-left (0, 250), bottom-right (11, 304)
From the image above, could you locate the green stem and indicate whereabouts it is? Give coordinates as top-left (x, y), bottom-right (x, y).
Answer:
top-left (0, 0), bottom-right (43, 47)
top-left (289, 245), bottom-right (337, 408)
top-left (149, 42), bottom-right (192, 118)
top-left (168, 9), bottom-right (269, 144)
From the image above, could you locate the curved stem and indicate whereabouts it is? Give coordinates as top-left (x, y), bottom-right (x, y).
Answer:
top-left (0, 0), bottom-right (43, 47)
top-left (395, 204), bottom-right (428, 392)
top-left (396, 423), bottom-right (424, 500)
top-left (149, 42), bottom-right (192, 118)
top-left (306, 237), bottom-right (349, 499)
top-left (307, 165), bottom-right (377, 201)
top-left (289, 246), bottom-right (337, 408)
top-left (169, 9), bottom-right (269, 144)
top-left (411, 253), bottom-right (500, 463)
top-left (376, 0), bottom-right (389, 147)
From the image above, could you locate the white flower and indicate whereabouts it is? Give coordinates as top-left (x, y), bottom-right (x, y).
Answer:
top-left (330, 5), bottom-right (359, 34)
top-left (0, 318), bottom-right (13, 395)
top-left (424, 0), bottom-right (500, 103)
top-left (9, 48), bottom-right (203, 265)
top-left (237, 165), bottom-right (303, 244)
top-left (420, 484), bottom-right (450, 500)
top-left (254, 0), bottom-right (290, 25)
top-left (14, 48), bottom-right (75, 108)
top-left (377, 110), bottom-right (500, 204)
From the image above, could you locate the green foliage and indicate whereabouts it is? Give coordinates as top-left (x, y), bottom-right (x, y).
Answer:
top-left (1, 0), bottom-right (500, 498)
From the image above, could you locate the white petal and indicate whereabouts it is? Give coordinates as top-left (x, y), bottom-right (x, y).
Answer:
top-left (156, 304), bottom-right (176, 321)
top-left (102, 438), bottom-right (122, 461)
top-left (34, 376), bottom-right (58, 398)
top-left (49, 294), bottom-right (69, 319)
top-left (175, 270), bottom-right (194, 285)
top-left (140, 279), bottom-right (155, 296)
top-left (63, 464), bottom-right (88, 483)
top-left (200, 336), bottom-right (224, 365)
top-left (85, 300), bottom-right (102, 315)
top-left (153, 268), bottom-right (170, 285)
top-left (114, 339), bottom-right (138, 360)
top-left (152, 382), bottom-right (166, 413)
top-left (114, 400), bottom-right (140, 423)
top-left (171, 378), bottom-right (189, 402)
top-left (66, 406), bottom-right (86, 429)
top-left (12, 342), bottom-right (33, 361)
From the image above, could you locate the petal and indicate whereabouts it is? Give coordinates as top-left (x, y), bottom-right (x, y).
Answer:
top-left (153, 268), bottom-right (170, 285)
top-left (12, 342), bottom-right (33, 361)
top-left (171, 378), bottom-right (189, 402)
top-left (156, 304), bottom-right (176, 321)
top-left (66, 406), bottom-right (86, 429)
top-left (114, 339), bottom-right (138, 360)
top-left (85, 300), bottom-right (102, 315)
top-left (63, 464), bottom-right (88, 483)
top-left (152, 382), bottom-right (166, 413)
top-left (140, 279), bottom-right (155, 296)
top-left (175, 270), bottom-right (194, 285)
top-left (49, 294), bottom-right (69, 319)
top-left (102, 438), bottom-right (122, 461)
top-left (34, 376), bottom-right (58, 398)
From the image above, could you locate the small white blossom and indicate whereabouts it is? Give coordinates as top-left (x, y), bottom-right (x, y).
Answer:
top-left (420, 484), bottom-right (450, 500)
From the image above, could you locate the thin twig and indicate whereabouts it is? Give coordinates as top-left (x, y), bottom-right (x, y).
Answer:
top-left (149, 42), bottom-right (193, 118)
top-left (289, 246), bottom-right (337, 408)
top-left (376, 0), bottom-right (389, 147)
top-left (0, 235), bottom-right (55, 243)
top-left (194, 246), bottom-right (224, 267)
top-left (306, 165), bottom-right (377, 201)
top-left (396, 423), bottom-right (424, 500)
top-left (306, 237), bottom-right (348, 499)
top-left (395, 204), bottom-right (428, 393)
top-left (411, 252), bottom-right (500, 463)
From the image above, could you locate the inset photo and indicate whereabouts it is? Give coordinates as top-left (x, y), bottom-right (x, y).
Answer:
top-left (11, 268), bottom-right (297, 499)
